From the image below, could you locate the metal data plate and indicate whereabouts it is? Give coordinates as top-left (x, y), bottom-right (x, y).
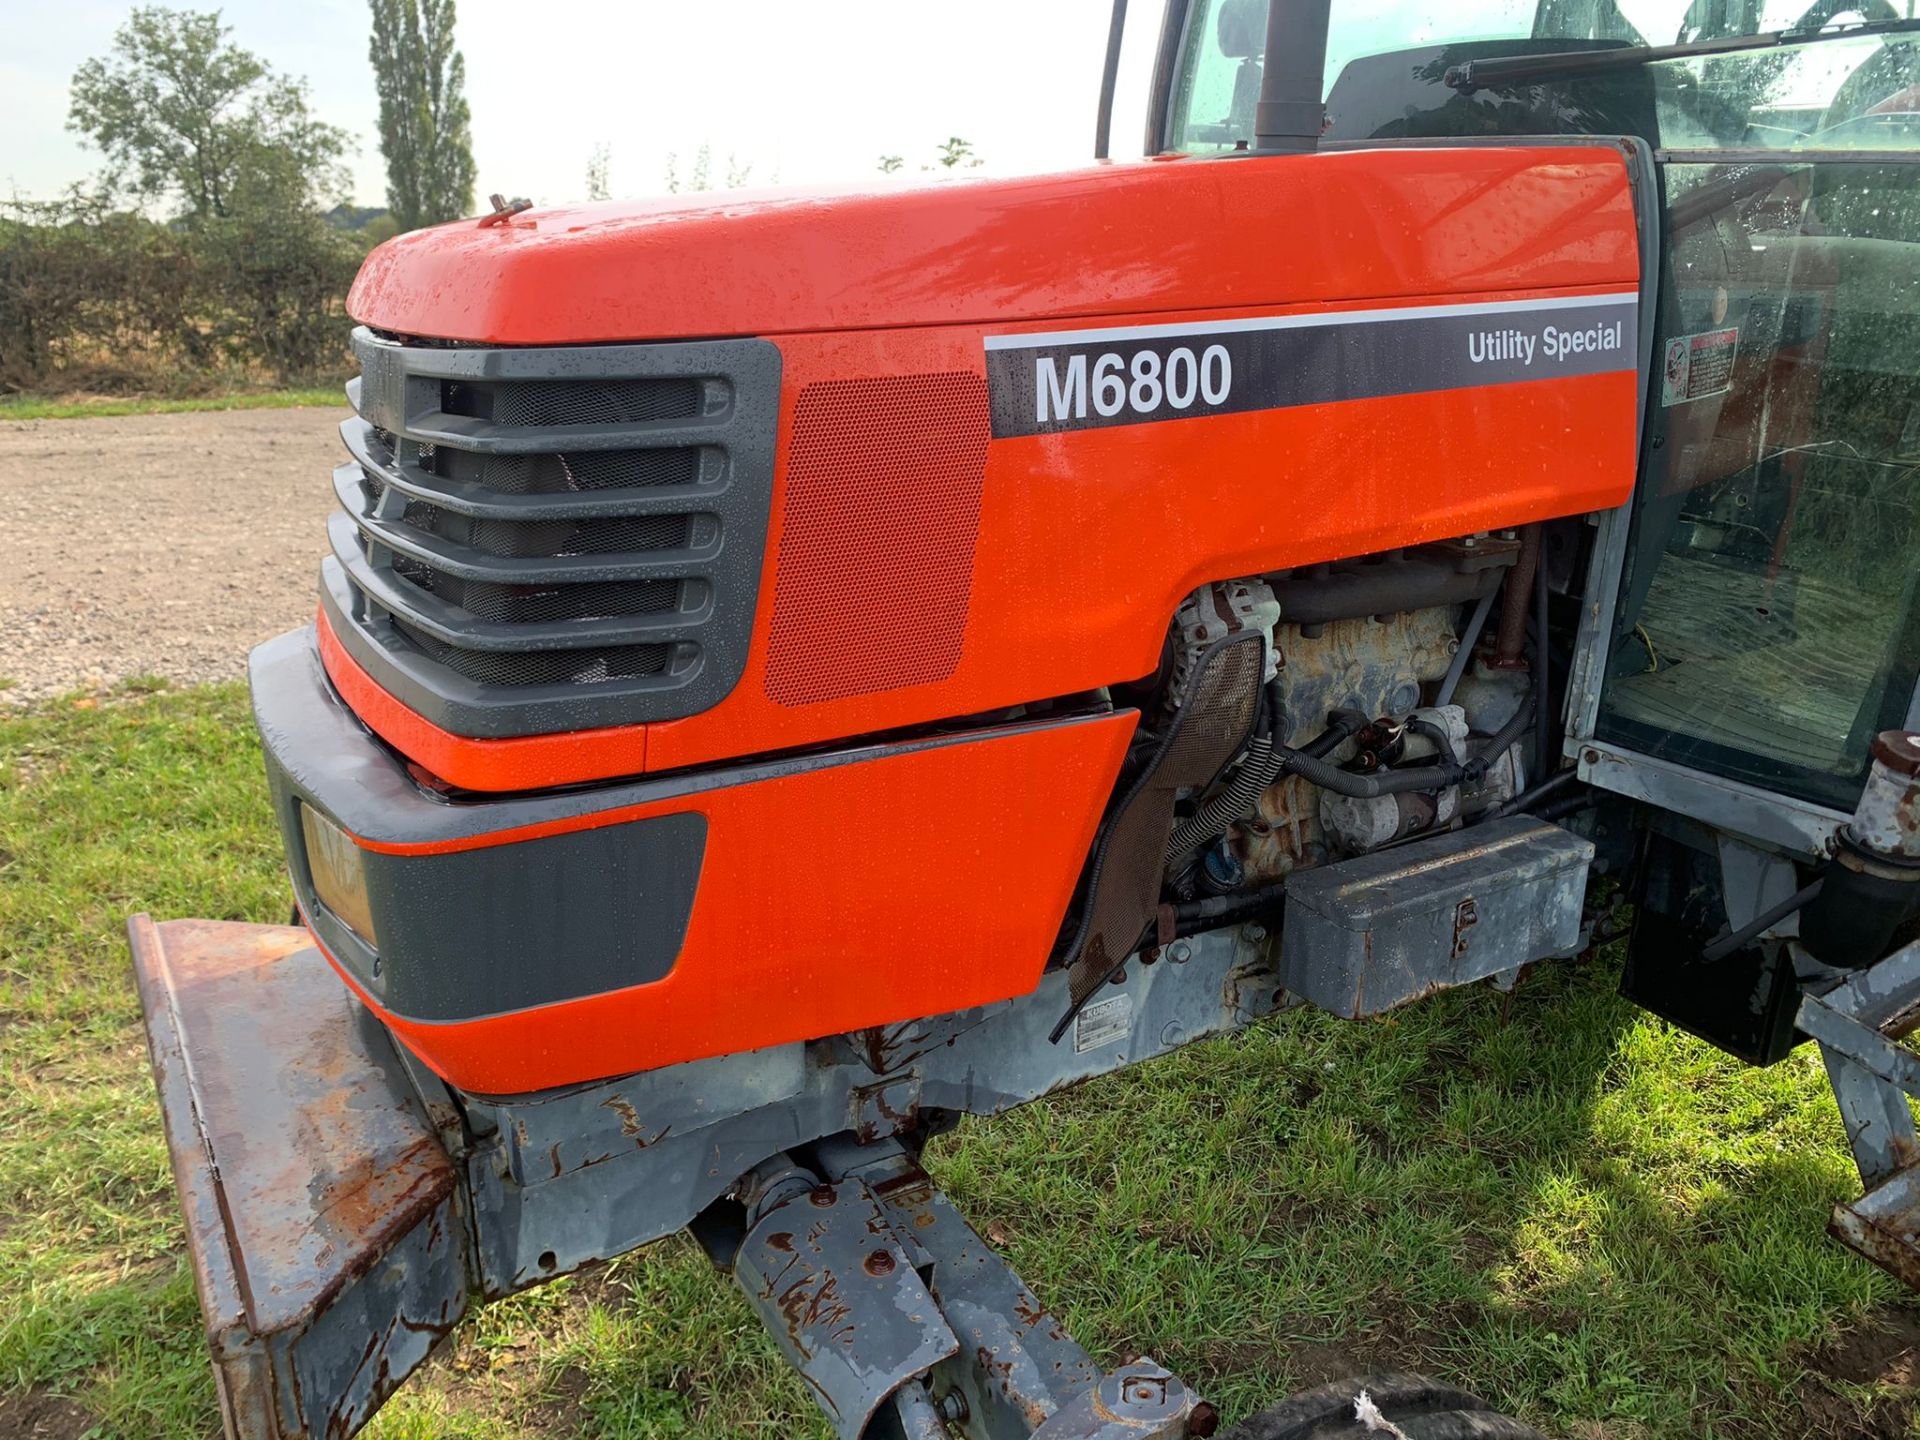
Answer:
top-left (1280, 816), bottom-right (1594, 1017)
top-left (128, 916), bottom-right (469, 1440)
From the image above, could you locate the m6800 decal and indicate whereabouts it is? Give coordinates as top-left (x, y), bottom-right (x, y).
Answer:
top-left (984, 292), bottom-right (1639, 439)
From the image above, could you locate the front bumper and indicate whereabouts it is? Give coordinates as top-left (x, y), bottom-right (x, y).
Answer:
top-left (255, 624), bottom-right (1135, 1095)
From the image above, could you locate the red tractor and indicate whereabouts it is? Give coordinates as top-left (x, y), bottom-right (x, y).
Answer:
top-left (131, 1), bottom-right (1920, 1435)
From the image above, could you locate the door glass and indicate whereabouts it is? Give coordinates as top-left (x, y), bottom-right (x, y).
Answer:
top-left (1594, 157), bottom-right (1920, 810)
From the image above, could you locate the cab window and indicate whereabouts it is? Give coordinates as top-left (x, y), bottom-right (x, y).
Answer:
top-left (1162, 0), bottom-right (1920, 153)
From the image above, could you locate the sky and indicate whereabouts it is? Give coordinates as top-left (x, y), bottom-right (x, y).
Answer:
top-left (0, 0), bottom-right (1171, 210)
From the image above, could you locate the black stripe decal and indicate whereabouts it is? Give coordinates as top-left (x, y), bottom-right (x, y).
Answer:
top-left (983, 293), bottom-right (1638, 439)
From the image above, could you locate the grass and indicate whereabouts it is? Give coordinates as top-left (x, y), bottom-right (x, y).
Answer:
top-left (0, 684), bottom-right (1913, 1438)
top-left (0, 387), bottom-right (346, 422)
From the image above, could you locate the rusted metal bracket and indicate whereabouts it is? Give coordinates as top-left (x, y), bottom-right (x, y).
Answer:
top-left (734, 1176), bottom-right (958, 1438)
top-left (729, 1142), bottom-right (1210, 1440)
top-left (1802, 940), bottom-right (1920, 1287)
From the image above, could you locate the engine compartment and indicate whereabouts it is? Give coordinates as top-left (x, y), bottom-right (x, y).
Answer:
top-left (1141, 536), bottom-right (1541, 902)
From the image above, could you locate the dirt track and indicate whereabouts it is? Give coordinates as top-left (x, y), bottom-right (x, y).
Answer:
top-left (0, 406), bottom-right (347, 703)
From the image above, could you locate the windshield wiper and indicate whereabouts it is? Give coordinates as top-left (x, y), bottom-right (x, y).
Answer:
top-left (1445, 16), bottom-right (1920, 92)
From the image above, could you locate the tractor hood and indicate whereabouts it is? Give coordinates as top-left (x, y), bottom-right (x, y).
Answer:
top-left (346, 149), bottom-right (1640, 345)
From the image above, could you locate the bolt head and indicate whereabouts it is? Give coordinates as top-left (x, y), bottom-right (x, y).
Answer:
top-left (1168, 939), bottom-right (1193, 964)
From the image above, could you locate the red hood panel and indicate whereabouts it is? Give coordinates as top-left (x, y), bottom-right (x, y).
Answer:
top-left (347, 148), bottom-right (1639, 344)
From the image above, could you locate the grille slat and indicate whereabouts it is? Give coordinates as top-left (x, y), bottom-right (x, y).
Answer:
top-left (324, 328), bottom-right (780, 738)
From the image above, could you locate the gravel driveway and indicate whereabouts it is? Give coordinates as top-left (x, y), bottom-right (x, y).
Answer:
top-left (0, 406), bottom-right (346, 704)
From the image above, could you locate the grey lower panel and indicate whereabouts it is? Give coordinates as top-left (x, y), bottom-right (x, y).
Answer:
top-left (1279, 816), bottom-right (1594, 1017)
top-left (461, 924), bottom-right (1284, 1295)
top-left (361, 813), bottom-right (706, 1020)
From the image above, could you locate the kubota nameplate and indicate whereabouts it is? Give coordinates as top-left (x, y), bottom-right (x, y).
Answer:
top-left (983, 292), bottom-right (1638, 438)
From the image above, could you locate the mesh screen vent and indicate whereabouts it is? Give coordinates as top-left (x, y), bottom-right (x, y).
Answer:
top-left (763, 372), bottom-right (990, 707)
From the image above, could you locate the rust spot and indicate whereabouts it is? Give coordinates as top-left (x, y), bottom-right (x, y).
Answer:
top-left (976, 1344), bottom-right (1015, 1386)
top-left (851, 1080), bottom-right (920, 1143)
top-left (869, 1166), bottom-right (933, 1199)
top-left (766, 1232), bottom-right (794, 1253)
top-left (776, 1268), bottom-right (857, 1359)
top-left (597, 1094), bottom-right (667, 1148)
top-left (1452, 896), bottom-right (1480, 959)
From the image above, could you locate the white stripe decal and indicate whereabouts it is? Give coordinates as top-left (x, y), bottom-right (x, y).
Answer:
top-left (982, 290), bottom-right (1641, 353)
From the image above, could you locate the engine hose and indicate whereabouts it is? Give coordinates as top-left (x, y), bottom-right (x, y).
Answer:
top-left (1165, 735), bottom-right (1280, 865)
top-left (1277, 685), bottom-right (1534, 800)
top-left (1465, 687), bottom-right (1537, 785)
top-left (1164, 707), bottom-right (1365, 867)
top-left (1276, 741), bottom-right (1464, 797)
top-left (1489, 765), bottom-right (1581, 821)
top-left (1172, 882), bottom-right (1286, 935)
top-left (1701, 878), bottom-right (1825, 965)
top-left (1405, 716), bottom-right (1462, 768)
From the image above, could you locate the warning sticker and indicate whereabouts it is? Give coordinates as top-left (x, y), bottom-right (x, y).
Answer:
top-left (1661, 327), bottom-right (1739, 406)
top-left (1073, 993), bottom-right (1133, 1054)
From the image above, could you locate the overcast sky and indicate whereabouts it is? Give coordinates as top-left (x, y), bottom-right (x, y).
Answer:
top-left (2, 0), bottom-right (1170, 210)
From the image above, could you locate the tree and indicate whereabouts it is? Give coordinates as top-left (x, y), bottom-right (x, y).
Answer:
top-left (664, 145), bottom-right (761, 195)
top-left (877, 154), bottom-right (904, 174)
top-left (368, 0), bottom-right (477, 230)
top-left (934, 136), bottom-right (980, 169)
top-left (68, 7), bottom-right (350, 219)
top-left (664, 144), bottom-right (711, 195)
top-left (585, 141), bottom-right (611, 202)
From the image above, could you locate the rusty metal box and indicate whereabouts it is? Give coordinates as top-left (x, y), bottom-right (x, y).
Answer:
top-left (1279, 816), bottom-right (1594, 1017)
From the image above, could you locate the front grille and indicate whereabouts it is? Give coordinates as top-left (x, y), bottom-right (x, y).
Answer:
top-left (430, 445), bottom-right (701, 496)
top-left (324, 328), bottom-right (782, 739)
top-left (391, 620), bottom-right (672, 688)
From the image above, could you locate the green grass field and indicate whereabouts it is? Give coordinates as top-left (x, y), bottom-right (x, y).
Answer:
top-left (0, 388), bottom-right (346, 422)
top-left (0, 684), bottom-right (1914, 1439)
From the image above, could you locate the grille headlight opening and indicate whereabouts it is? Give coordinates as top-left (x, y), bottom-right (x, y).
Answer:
top-left (300, 803), bottom-right (378, 947)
